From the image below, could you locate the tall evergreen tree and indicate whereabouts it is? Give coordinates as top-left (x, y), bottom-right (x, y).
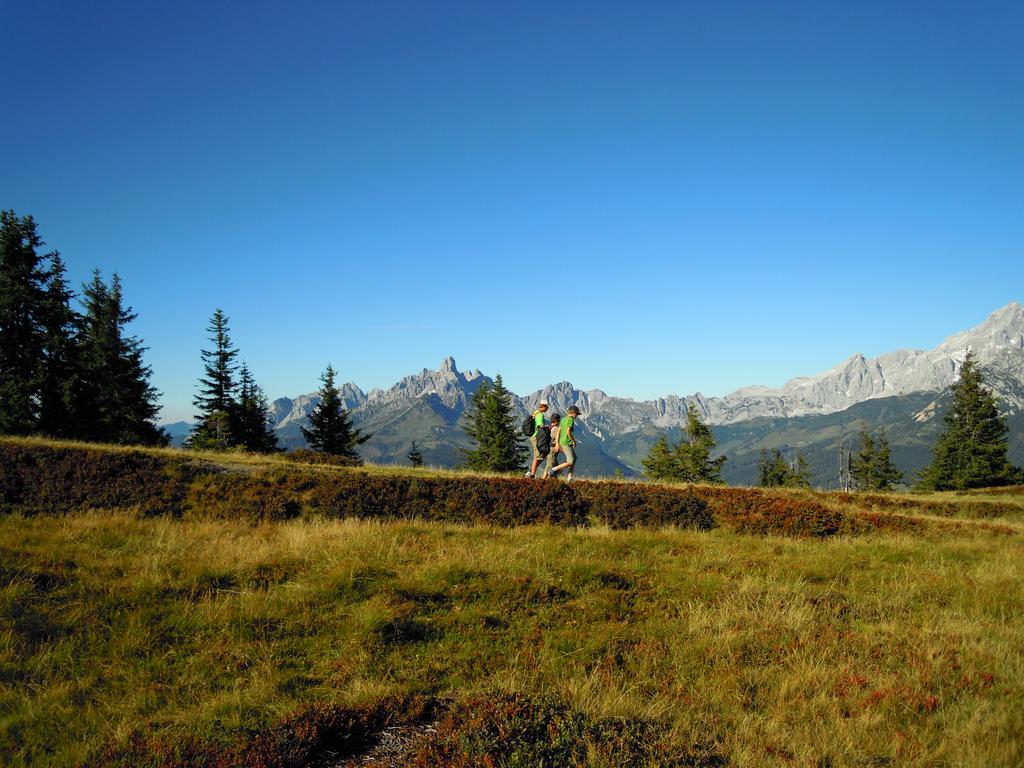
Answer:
top-left (0, 211), bottom-right (48, 434)
top-left (462, 375), bottom-right (527, 472)
top-left (301, 364), bottom-right (370, 459)
top-left (850, 428), bottom-right (903, 491)
top-left (643, 405), bottom-right (726, 483)
top-left (407, 441), bottom-right (424, 467)
top-left (918, 353), bottom-right (1023, 490)
top-left (189, 309), bottom-right (240, 449)
top-left (37, 254), bottom-right (82, 437)
top-left (235, 363), bottom-right (280, 453)
top-left (77, 272), bottom-right (166, 445)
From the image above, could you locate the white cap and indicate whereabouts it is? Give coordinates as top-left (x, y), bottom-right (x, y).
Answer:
top-left (538, 399), bottom-right (549, 406)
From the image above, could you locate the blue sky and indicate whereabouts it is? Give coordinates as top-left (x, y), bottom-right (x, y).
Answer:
top-left (3, 1), bottom-right (1022, 422)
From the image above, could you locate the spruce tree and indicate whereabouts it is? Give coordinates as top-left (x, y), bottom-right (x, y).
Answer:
top-left (77, 272), bottom-right (166, 445)
top-left (850, 428), bottom-right (902, 491)
top-left (758, 448), bottom-right (812, 488)
top-left (235, 362), bottom-right (280, 453)
top-left (918, 353), bottom-right (1023, 490)
top-left (462, 375), bottom-right (527, 472)
top-left (189, 309), bottom-right (240, 449)
top-left (642, 434), bottom-right (676, 480)
top-left (676, 404), bottom-right (727, 483)
top-left (643, 405), bottom-right (726, 483)
top-left (407, 441), bottom-right (424, 467)
top-left (850, 429), bottom-right (876, 490)
top-left (0, 211), bottom-right (48, 434)
top-left (301, 364), bottom-right (369, 459)
top-left (871, 431), bottom-right (902, 490)
top-left (37, 254), bottom-right (82, 438)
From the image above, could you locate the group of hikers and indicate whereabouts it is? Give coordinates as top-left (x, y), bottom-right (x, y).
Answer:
top-left (525, 401), bottom-right (580, 480)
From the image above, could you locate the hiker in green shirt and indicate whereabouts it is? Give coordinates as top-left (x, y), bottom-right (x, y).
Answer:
top-left (541, 413), bottom-right (561, 479)
top-left (525, 400), bottom-right (549, 478)
top-left (548, 405), bottom-right (580, 481)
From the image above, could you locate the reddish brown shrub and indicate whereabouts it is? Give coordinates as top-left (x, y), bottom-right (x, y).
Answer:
top-left (575, 481), bottom-right (715, 530)
top-left (687, 486), bottom-right (863, 537)
top-left (0, 442), bottom-right (198, 516)
top-left (2, 442), bottom-right (909, 537)
top-left (89, 696), bottom-right (436, 768)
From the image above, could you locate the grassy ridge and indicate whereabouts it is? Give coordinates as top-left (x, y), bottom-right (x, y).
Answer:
top-left (1, 438), bottom-right (1023, 766)
top-left (8, 437), bottom-right (1017, 537)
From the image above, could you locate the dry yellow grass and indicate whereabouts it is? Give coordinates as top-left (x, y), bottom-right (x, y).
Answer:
top-left (2, 503), bottom-right (1022, 766)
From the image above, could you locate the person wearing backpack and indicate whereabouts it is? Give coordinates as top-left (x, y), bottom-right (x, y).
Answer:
top-left (541, 413), bottom-right (562, 479)
top-left (523, 400), bottom-right (549, 478)
top-left (548, 405), bottom-right (580, 481)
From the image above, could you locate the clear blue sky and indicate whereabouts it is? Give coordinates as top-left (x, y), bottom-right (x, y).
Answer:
top-left (4, 1), bottom-right (1022, 422)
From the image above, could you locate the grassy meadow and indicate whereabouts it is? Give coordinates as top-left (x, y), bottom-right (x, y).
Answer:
top-left (1, 438), bottom-right (1023, 766)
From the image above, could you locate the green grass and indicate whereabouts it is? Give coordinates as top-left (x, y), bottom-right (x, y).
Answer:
top-left (2, 438), bottom-right (1023, 766)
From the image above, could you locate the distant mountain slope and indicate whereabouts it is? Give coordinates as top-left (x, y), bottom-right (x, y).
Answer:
top-left (166, 302), bottom-right (1023, 483)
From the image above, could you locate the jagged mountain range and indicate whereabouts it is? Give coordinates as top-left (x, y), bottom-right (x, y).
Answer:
top-left (168, 302), bottom-right (1024, 486)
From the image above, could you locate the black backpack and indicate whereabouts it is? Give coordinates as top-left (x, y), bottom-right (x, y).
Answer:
top-left (535, 424), bottom-right (551, 453)
top-left (521, 413), bottom-right (536, 437)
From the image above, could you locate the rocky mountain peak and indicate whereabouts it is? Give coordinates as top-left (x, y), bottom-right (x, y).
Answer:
top-left (937, 301), bottom-right (1024, 356)
top-left (256, 301), bottom-right (1023, 460)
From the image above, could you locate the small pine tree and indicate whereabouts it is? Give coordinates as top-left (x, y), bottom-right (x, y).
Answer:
top-left (77, 272), bottom-right (166, 445)
top-left (790, 453), bottom-right (813, 489)
top-left (301, 364), bottom-right (370, 460)
top-left (871, 431), bottom-right (903, 490)
top-left (235, 363), bottom-right (280, 453)
top-left (462, 375), bottom-right (527, 472)
top-left (676, 404), bottom-right (727, 483)
top-left (758, 448), bottom-right (812, 488)
top-left (918, 353), bottom-right (1023, 490)
top-left (187, 410), bottom-right (234, 451)
top-left (850, 428), bottom-right (903, 491)
top-left (407, 441), bottom-right (424, 467)
top-left (643, 405), bottom-right (726, 483)
top-left (0, 211), bottom-right (48, 434)
top-left (642, 433), bottom-right (676, 479)
top-left (850, 429), bottom-right (876, 490)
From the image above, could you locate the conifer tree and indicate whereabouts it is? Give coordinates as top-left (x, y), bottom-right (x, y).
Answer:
top-left (77, 272), bottom-right (166, 445)
top-left (235, 363), bottom-right (280, 453)
top-left (301, 364), bottom-right (370, 460)
top-left (462, 375), bottom-right (527, 472)
top-left (37, 254), bottom-right (82, 437)
top-left (407, 441), bottom-right (424, 467)
top-left (871, 431), bottom-right (902, 490)
top-left (758, 448), bottom-right (812, 488)
top-left (676, 404), bottom-right (727, 483)
top-left (189, 309), bottom-right (240, 449)
top-left (850, 428), bottom-right (903, 491)
top-left (642, 434), bottom-right (676, 480)
top-left (643, 405), bottom-right (726, 483)
top-left (0, 211), bottom-right (48, 434)
top-left (918, 353), bottom-right (1023, 490)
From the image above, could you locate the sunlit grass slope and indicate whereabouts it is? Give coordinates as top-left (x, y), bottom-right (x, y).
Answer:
top-left (1, 438), bottom-right (1022, 766)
